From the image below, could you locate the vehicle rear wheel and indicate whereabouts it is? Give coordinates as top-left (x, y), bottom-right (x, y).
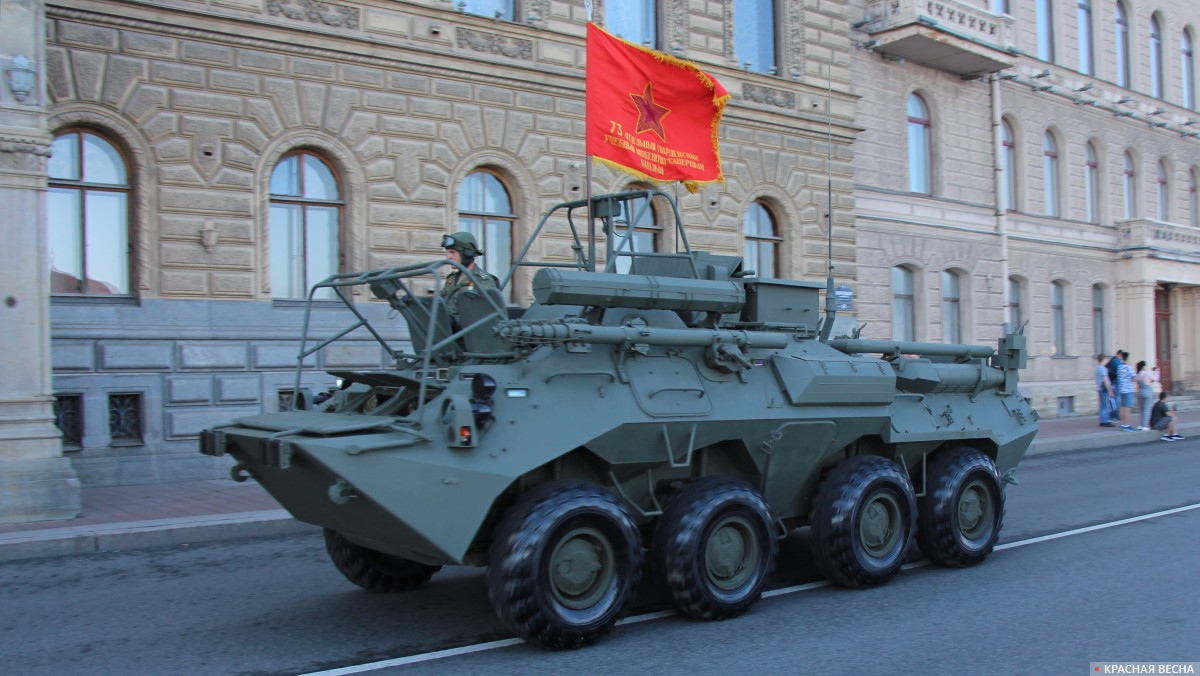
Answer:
top-left (917, 447), bottom-right (1005, 567)
top-left (487, 480), bottom-right (643, 649)
top-left (809, 455), bottom-right (916, 588)
top-left (652, 476), bottom-right (778, 620)
top-left (323, 529), bottom-right (442, 592)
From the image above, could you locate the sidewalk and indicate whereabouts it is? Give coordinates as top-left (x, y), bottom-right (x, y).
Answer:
top-left (2, 411), bottom-right (1195, 562)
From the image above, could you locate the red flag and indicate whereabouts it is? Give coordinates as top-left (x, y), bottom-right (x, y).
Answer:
top-left (586, 23), bottom-right (728, 193)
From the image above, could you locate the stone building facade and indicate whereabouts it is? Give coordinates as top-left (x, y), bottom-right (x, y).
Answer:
top-left (849, 0), bottom-right (1200, 416)
top-left (6, 0), bottom-right (857, 498)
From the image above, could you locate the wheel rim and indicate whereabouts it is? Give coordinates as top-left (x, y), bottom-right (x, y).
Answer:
top-left (956, 478), bottom-right (994, 541)
top-left (704, 514), bottom-right (759, 591)
top-left (549, 526), bottom-right (615, 610)
top-left (859, 490), bottom-right (903, 558)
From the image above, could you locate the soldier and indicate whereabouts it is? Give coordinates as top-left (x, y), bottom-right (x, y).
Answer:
top-left (440, 231), bottom-right (500, 315)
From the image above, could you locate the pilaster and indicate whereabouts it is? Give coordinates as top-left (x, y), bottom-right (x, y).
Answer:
top-left (1, 0), bottom-right (81, 522)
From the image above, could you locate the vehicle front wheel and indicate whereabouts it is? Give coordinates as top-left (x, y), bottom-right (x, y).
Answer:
top-left (809, 455), bottom-right (916, 588)
top-left (917, 447), bottom-right (1005, 567)
top-left (487, 481), bottom-right (643, 649)
top-left (323, 529), bottom-right (442, 592)
top-left (652, 476), bottom-right (778, 620)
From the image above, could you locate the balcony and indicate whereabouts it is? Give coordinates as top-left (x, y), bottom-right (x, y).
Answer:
top-left (861, 0), bottom-right (1016, 77)
top-left (1119, 218), bottom-right (1200, 262)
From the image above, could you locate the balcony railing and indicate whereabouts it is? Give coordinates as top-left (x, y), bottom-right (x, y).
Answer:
top-left (1120, 218), bottom-right (1200, 259)
top-left (862, 0), bottom-right (1016, 77)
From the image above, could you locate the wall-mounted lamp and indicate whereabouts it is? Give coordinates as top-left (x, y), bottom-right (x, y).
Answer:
top-left (429, 24), bottom-right (442, 35)
top-left (7, 55), bottom-right (35, 103)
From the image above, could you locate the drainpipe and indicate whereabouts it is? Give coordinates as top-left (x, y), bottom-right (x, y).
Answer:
top-left (991, 73), bottom-right (1010, 334)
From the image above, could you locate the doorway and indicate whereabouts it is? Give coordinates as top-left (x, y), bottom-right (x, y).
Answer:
top-left (1155, 286), bottom-right (1172, 394)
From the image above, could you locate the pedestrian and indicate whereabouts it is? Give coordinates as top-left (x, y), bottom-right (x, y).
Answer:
top-left (1106, 350), bottom-right (1122, 393)
top-left (1134, 361), bottom-right (1155, 430)
top-left (1116, 351), bottom-right (1136, 431)
top-left (1095, 354), bottom-right (1115, 427)
top-left (1150, 392), bottom-right (1184, 441)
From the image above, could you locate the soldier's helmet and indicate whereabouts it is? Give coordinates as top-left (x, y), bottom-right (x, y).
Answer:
top-left (442, 232), bottom-right (484, 256)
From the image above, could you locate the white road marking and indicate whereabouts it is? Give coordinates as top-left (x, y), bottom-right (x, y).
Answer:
top-left (303, 501), bottom-right (1200, 675)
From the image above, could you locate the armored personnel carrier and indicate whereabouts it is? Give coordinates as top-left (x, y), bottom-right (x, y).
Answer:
top-left (201, 190), bottom-right (1038, 649)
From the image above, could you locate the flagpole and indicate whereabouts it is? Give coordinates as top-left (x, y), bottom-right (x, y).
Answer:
top-left (584, 1), bottom-right (595, 272)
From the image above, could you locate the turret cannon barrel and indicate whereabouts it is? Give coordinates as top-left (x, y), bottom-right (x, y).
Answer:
top-left (495, 320), bottom-right (790, 349)
top-left (826, 338), bottom-right (996, 360)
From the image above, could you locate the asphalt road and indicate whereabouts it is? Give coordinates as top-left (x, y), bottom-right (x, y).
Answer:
top-left (2, 441), bottom-right (1197, 675)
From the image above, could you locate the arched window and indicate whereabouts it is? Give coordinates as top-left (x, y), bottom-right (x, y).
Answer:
top-left (1093, 284), bottom-right (1107, 356)
top-left (1150, 16), bottom-right (1164, 98)
top-left (941, 270), bottom-right (962, 343)
top-left (1085, 142), bottom-right (1100, 223)
top-left (1078, 0), bottom-right (1094, 74)
top-left (612, 186), bottom-right (659, 274)
top-left (743, 201), bottom-right (780, 278)
top-left (1001, 119), bottom-right (1018, 211)
top-left (607, 0), bottom-right (657, 48)
top-left (460, 0), bottom-right (512, 21)
top-left (1115, 2), bottom-right (1130, 88)
top-left (1051, 280), bottom-right (1066, 356)
top-left (1184, 30), bottom-right (1196, 110)
top-left (892, 266), bottom-right (916, 342)
top-left (734, 0), bottom-right (777, 74)
top-left (269, 151), bottom-right (342, 299)
top-left (1008, 276), bottom-right (1023, 331)
top-left (1043, 131), bottom-right (1060, 217)
top-left (1036, 0), bottom-right (1055, 62)
top-left (907, 94), bottom-right (932, 194)
top-left (1157, 160), bottom-right (1171, 221)
top-left (457, 170), bottom-right (515, 282)
top-left (1123, 152), bottom-right (1138, 219)
top-left (48, 130), bottom-right (132, 295)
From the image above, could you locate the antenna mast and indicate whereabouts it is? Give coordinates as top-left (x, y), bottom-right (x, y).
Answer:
top-left (819, 64), bottom-right (837, 341)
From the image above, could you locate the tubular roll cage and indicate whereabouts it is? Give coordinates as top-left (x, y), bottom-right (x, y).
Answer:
top-left (288, 190), bottom-right (697, 416)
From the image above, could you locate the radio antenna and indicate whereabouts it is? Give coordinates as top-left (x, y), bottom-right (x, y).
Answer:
top-left (819, 63), bottom-right (837, 341)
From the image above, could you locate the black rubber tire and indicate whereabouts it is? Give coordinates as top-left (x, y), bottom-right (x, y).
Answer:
top-left (916, 447), bottom-right (1005, 568)
top-left (323, 529), bottom-right (441, 593)
top-left (809, 455), bottom-right (917, 589)
top-left (487, 480), bottom-right (643, 649)
top-left (652, 476), bottom-right (778, 620)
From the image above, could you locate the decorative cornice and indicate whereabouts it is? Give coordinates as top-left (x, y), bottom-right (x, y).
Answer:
top-left (455, 27), bottom-right (532, 60)
top-left (266, 0), bottom-right (360, 30)
top-left (45, 6), bottom-right (577, 96)
top-left (742, 84), bottom-right (795, 109)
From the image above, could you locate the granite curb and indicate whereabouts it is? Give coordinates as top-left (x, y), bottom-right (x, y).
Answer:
top-left (2, 418), bottom-right (1195, 563)
top-left (0, 509), bottom-right (318, 562)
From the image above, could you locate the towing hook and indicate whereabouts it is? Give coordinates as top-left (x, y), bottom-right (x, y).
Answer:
top-left (328, 479), bottom-right (360, 505)
top-left (230, 463), bottom-right (252, 483)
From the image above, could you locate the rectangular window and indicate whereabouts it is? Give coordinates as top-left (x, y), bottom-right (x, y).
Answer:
top-left (734, 0), bottom-right (777, 74)
top-left (1092, 286), bottom-right (1106, 356)
top-left (108, 393), bottom-right (143, 445)
top-left (54, 394), bottom-right (84, 451)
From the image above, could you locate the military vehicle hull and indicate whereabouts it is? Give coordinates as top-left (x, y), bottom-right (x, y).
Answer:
top-left (201, 191), bottom-right (1038, 649)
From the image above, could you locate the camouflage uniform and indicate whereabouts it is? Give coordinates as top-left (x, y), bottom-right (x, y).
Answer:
top-left (441, 267), bottom-right (500, 315)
